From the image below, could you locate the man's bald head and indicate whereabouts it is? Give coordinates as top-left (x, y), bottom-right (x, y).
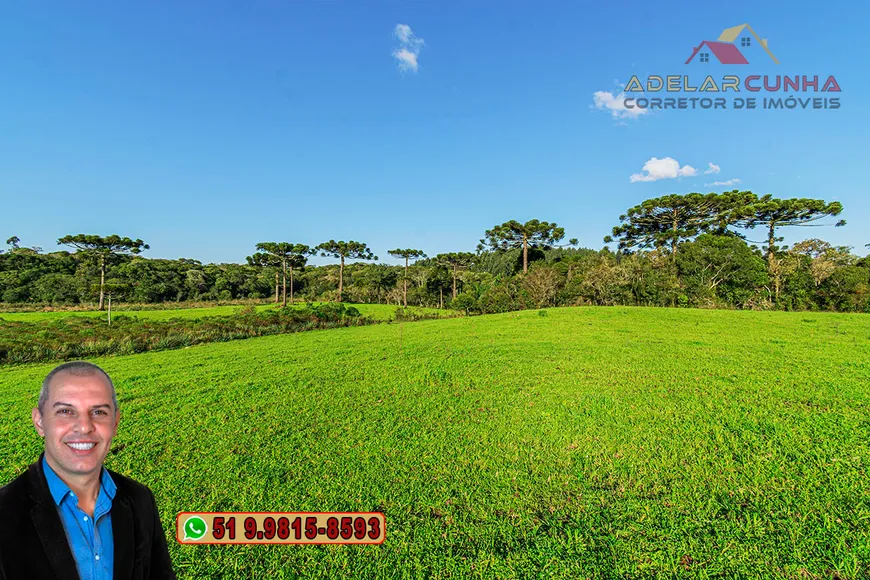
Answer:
top-left (38, 361), bottom-right (118, 415)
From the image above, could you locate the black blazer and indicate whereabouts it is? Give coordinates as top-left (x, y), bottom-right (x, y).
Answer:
top-left (0, 454), bottom-right (176, 580)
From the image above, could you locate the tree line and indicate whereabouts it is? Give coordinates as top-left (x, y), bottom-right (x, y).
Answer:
top-left (2, 191), bottom-right (868, 313)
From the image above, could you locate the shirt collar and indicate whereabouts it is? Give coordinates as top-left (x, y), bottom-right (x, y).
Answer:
top-left (42, 455), bottom-right (117, 505)
top-left (100, 462), bottom-right (117, 500)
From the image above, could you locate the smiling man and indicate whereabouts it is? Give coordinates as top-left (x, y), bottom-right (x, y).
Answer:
top-left (0, 361), bottom-right (176, 580)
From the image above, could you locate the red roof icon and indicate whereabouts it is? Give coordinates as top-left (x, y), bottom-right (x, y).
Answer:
top-left (685, 40), bottom-right (749, 65)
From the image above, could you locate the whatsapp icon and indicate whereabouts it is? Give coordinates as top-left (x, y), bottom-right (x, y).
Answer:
top-left (183, 516), bottom-right (208, 541)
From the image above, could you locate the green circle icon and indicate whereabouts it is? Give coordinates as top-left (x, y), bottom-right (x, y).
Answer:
top-left (184, 516), bottom-right (208, 541)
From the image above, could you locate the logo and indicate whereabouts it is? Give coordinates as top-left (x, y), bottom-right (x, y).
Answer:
top-left (685, 23), bottom-right (778, 65)
top-left (183, 515), bottom-right (208, 541)
top-left (620, 22), bottom-right (840, 111)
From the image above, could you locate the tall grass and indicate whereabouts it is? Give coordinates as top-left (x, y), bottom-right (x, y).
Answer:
top-left (0, 297), bottom-right (276, 313)
top-left (0, 304), bottom-right (373, 365)
top-left (0, 303), bottom-right (455, 323)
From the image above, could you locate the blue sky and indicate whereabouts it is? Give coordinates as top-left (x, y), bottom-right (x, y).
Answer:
top-left (2, 0), bottom-right (867, 265)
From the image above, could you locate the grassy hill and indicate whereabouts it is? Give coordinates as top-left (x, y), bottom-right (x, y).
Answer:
top-left (1, 307), bottom-right (867, 578)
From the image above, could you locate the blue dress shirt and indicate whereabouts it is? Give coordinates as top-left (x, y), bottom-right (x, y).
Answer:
top-left (42, 456), bottom-right (116, 580)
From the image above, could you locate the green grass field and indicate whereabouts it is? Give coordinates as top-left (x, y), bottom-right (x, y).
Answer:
top-left (0, 303), bottom-right (451, 322)
top-left (1, 307), bottom-right (868, 578)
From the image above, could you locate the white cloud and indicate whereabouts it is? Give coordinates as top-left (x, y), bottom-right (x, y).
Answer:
top-left (392, 48), bottom-right (418, 72)
top-left (704, 178), bottom-right (742, 187)
top-left (592, 89), bottom-right (647, 120)
top-left (630, 157), bottom-right (697, 183)
top-left (393, 24), bottom-right (424, 73)
top-left (395, 24), bottom-right (413, 44)
top-left (704, 163), bottom-right (721, 175)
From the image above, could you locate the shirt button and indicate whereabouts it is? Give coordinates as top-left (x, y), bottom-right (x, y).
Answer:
top-left (83, 516), bottom-right (89, 521)
top-left (95, 555), bottom-right (100, 561)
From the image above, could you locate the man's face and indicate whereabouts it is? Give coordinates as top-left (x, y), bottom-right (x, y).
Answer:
top-left (32, 372), bottom-right (120, 482)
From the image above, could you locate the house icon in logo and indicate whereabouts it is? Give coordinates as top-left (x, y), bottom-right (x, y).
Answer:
top-left (685, 23), bottom-right (779, 65)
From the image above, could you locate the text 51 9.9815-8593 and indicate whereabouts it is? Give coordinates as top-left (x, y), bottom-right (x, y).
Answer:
top-left (176, 512), bottom-right (386, 545)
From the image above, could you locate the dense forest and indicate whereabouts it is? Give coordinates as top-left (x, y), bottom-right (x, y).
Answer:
top-left (3, 191), bottom-right (868, 313)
